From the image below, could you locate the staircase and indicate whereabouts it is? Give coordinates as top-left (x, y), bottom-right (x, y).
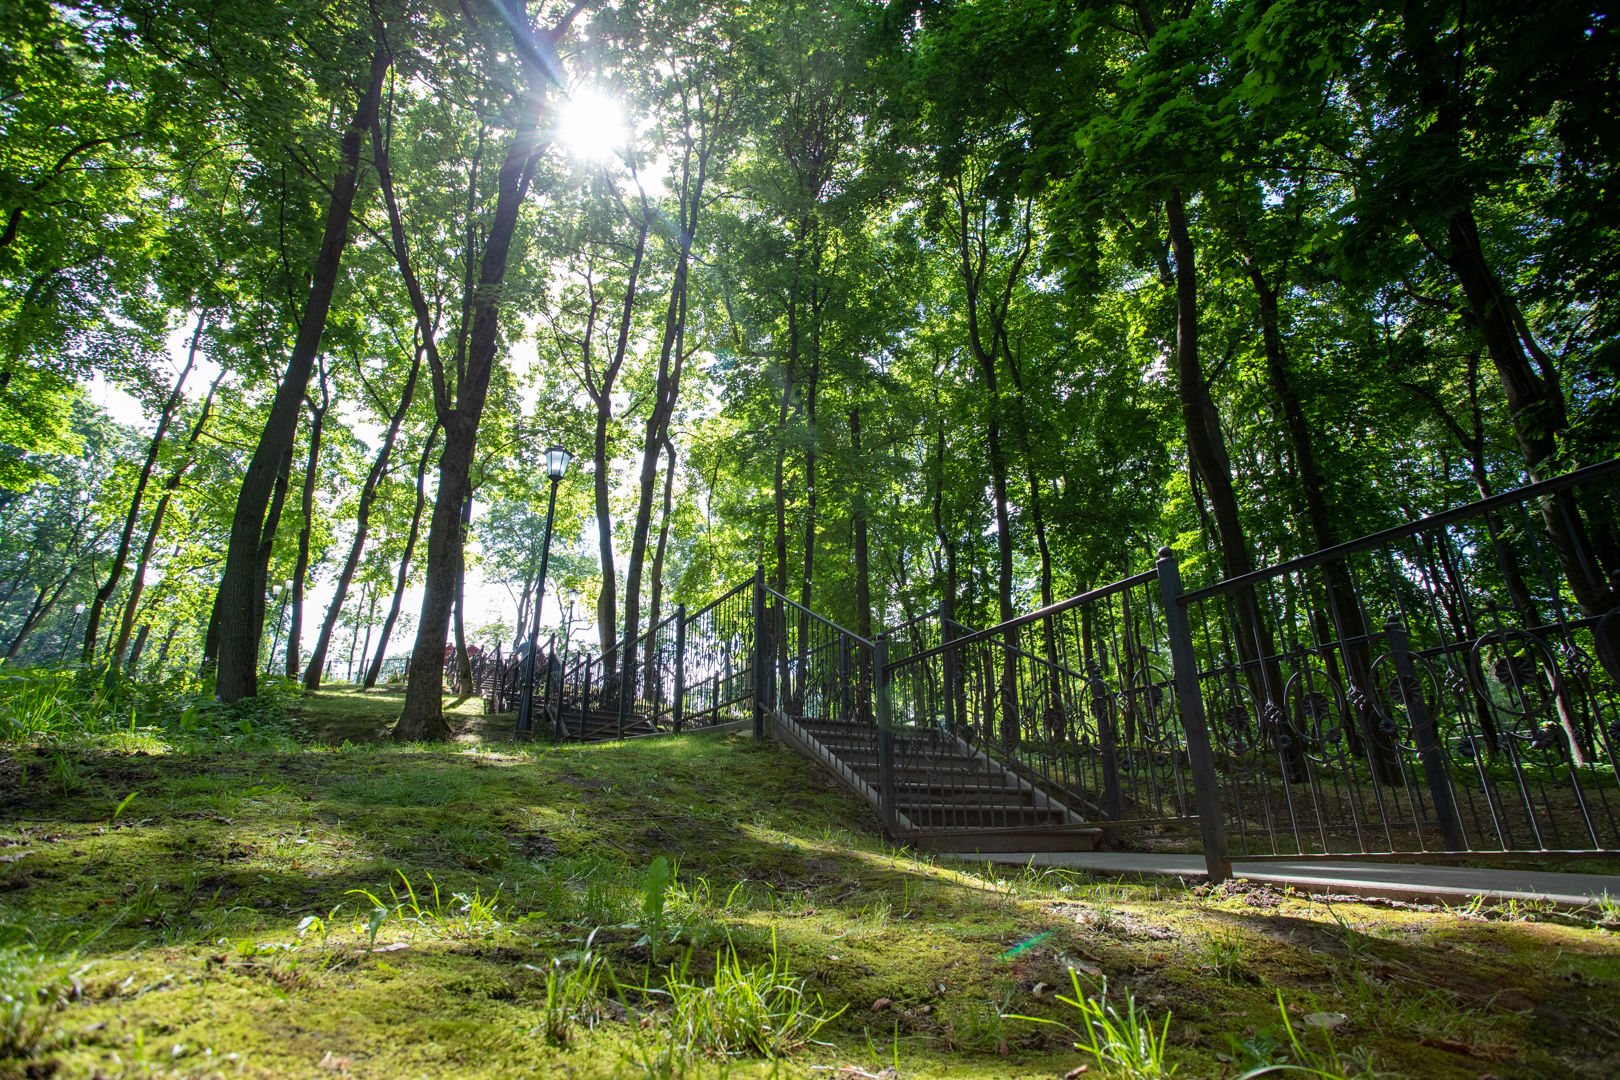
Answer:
top-left (775, 714), bottom-right (1102, 853)
top-left (550, 705), bottom-right (661, 743)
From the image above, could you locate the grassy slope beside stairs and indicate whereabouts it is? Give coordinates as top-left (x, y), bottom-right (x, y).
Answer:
top-left (0, 687), bottom-right (1616, 1079)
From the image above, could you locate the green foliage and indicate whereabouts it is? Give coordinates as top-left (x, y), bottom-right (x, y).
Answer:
top-left (659, 935), bottom-right (842, 1058)
top-left (0, 663), bottom-right (302, 752)
top-left (1018, 972), bottom-right (1178, 1080)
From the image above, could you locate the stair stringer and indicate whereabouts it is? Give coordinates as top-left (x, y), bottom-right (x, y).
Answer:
top-left (773, 713), bottom-right (914, 832)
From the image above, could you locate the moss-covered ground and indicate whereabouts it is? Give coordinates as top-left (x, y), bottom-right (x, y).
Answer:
top-left (1, 688), bottom-right (1618, 1079)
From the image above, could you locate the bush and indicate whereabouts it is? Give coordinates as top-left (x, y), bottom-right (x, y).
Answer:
top-left (0, 663), bottom-right (304, 753)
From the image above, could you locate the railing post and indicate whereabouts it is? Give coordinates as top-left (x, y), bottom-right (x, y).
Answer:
top-left (617, 632), bottom-right (632, 740)
top-left (875, 636), bottom-right (898, 836)
top-left (1156, 547), bottom-right (1230, 883)
top-left (940, 609), bottom-right (955, 733)
top-left (1386, 615), bottom-right (1463, 850)
top-left (672, 604), bottom-right (686, 735)
top-left (582, 656), bottom-right (592, 735)
top-left (752, 565), bottom-right (767, 740)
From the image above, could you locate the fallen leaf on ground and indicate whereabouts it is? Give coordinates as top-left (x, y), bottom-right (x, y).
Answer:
top-left (370, 942), bottom-right (409, 953)
top-left (871, 997), bottom-right (892, 1012)
top-left (1302, 1012), bottom-right (1348, 1030)
top-left (317, 1051), bottom-right (350, 1074)
top-left (1065, 1066), bottom-right (1090, 1078)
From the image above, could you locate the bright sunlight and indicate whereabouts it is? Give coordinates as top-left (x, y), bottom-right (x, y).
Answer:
top-left (555, 87), bottom-right (628, 161)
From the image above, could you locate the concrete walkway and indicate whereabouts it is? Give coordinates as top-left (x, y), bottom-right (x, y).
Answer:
top-left (950, 851), bottom-right (1620, 909)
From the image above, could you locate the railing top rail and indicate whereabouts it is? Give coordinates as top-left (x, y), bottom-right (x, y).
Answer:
top-left (1182, 455), bottom-right (1620, 604)
top-left (887, 569), bottom-right (1157, 673)
top-left (764, 586), bottom-right (876, 648)
top-left (881, 607), bottom-right (940, 638)
top-left (685, 578), bottom-right (752, 623)
top-left (942, 615), bottom-right (1093, 680)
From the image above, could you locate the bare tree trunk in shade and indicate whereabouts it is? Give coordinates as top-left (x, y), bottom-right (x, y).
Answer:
top-left (289, 362), bottom-right (331, 678)
top-left (365, 425), bottom-right (437, 688)
top-left (213, 42), bottom-right (390, 702)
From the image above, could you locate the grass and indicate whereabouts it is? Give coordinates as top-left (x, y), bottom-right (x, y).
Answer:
top-left (0, 684), bottom-right (1614, 1078)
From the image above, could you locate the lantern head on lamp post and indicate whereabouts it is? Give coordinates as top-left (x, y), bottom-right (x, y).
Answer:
top-left (517, 447), bottom-right (572, 735)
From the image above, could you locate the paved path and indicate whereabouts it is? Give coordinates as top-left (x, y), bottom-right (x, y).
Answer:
top-left (950, 851), bottom-right (1620, 908)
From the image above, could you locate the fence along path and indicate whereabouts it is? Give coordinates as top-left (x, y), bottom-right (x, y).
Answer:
top-left (468, 459), bottom-right (1620, 881)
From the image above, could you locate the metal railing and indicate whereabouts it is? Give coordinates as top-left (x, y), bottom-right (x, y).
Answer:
top-left (1170, 457), bottom-right (1620, 868)
top-left (878, 457), bottom-right (1620, 878)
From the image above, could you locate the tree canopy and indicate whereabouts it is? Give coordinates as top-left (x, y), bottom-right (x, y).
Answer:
top-left (1, 0), bottom-right (1614, 737)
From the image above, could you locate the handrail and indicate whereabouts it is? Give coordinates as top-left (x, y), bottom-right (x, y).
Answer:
top-left (686, 578), bottom-right (752, 623)
top-left (1182, 455), bottom-right (1620, 603)
top-left (764, 587), bottom-right (876, 648)
top-left (942, 616), bottom-right (1096, 683)
top-left (886, 570), bottom-right (1157, 673)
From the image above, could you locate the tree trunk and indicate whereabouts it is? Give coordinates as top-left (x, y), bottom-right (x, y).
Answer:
top-left (289, 367), bottom-right (330, 678)
top-left (453, 492), bottom-right (473, 695)
top-left (589, 213), bottom-right (651, 667)
top-left (851, 408), bottom-right (872, 642)
top-left (1165, 191), bottom-right (1302, 780)
top-left (213, 43), bottom-right (390, 701)
top-left (83, 311), bottom-right (204, 662)
top-left (1244, 253), bottom-right (1392, 780)
top-left (621, 159), bottom-right (707, 690)
top-left (642, 439), bottom-right (676, 701)
top-left (153, 621), bottom-right (177, 674)
top-left (365, 424), bottom-right (437, 688)
top-left (127, 624), bottom-right (150, 670)
top-left (392, 2), bottom-right (574, 740)
top-left (303, 351), bottom-right (421, 689)
top-left (252, 448), bottom-right (296, 662)
top-left (1444, 206), bottom-right (1613, 615)
top-left (112, 369), bottom-right (226, 669)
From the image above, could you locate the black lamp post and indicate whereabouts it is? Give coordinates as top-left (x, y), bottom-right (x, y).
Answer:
top-left (60, 603), bottom-right (86, 663)
top-left (517, 446), bottom-right (572, 734)
top-left (265, 579), bottom-right (293, 676)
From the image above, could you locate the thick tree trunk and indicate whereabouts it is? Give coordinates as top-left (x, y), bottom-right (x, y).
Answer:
top-left (83, 313), bottom-right (203, 662)
top-left (289, 372), bottom-right (330, 678)
top-left (303, 352), bottom-right (421, 689)
top-left (365, 425), bottom-right (437, 688)
top-left (214, 44), bottom-right (389, 701)
top-left (393, 3), bottom-right (570, 740)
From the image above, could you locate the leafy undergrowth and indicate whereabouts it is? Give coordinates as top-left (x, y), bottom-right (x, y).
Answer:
top-left (0, 688), bottom-right (1615, 1079)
